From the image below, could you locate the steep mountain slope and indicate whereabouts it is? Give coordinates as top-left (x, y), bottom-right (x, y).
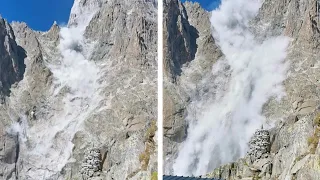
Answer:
top-left (164, 0), bottom-right (320, 179)
top-left (0, 17), bottom-right (25, 103)
top-left (0, 0), bottom-right (157, 179)
top-left (163, 1), bottom-right (222, 172)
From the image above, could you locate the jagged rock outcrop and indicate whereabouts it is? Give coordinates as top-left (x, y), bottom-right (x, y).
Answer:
top-left (0, 17), bottom-right (25, 103)
top-left (68, 0), bottom-right (102, 26)
top-left (206, 0), bottom-right (320, 179)
top-left (165, 0), bottom-right (320, 179)
top-left (163, 0), bottom-right (222, 173)
top-left (0, 17), bottom-right (26, 180)
top-left (0, 0), bottom-right (157, 179)
top-left (163, 0), bottom-right (198, 80)
top-left (0, 131), bottom-right (19, 180)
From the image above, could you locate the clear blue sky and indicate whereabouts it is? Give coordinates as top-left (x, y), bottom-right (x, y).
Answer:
top-left (181, 0), bottom-right (221, 11)
top-left (0, 0), bottom-right (74, 31)
top-left (0, 0), bottom-right (220, 31)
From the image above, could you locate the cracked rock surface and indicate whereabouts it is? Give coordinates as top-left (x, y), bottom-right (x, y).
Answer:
top-left (165, 0), bottom-right (320, 179)
top-left (0, 0), bottom-right (157, 179)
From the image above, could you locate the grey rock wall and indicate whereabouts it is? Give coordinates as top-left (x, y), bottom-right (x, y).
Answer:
top-left (163, 0), bottom-right (222, 173)
top-left (165, 0), bottom-right (320, 179)
top-left (0, 0), bottom-right (157, 179)
top-left (0, 17), bottom-right (25, 103)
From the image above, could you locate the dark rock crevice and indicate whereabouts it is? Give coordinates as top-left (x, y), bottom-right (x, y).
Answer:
top-left (164, 0), bottom-right (199, 81)
top-left (0, 17), bottom-right (26, 103)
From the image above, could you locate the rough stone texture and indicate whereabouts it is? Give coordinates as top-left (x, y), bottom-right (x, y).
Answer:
top-left (80, 148), bottom-right (102, 179)
top-left (163, 1), bottom-right (222, 172)
top-left (68, 0), bottom-right (102, 26)
top-left (163, 0), bottom-right (198, 80)
top-left (207, 0), bottom-right (320, 178)
top-left (0, 0), bottom-right (157, 179)
top-left (0, 132), bottom-right (19, 180)
top-left (165, 0), bottom-right (320, 179)
top-left (0, 17), bottom-right (25, 103)
top-left (247, 129), bottom-right (271, 163)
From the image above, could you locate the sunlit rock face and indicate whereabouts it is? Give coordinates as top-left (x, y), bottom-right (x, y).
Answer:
top-left (0, 0), bottom-right (157, 179)
top-left (68, 0), bottom-right (103, 27)
top-left (165, 0), bottom-right (320, 179)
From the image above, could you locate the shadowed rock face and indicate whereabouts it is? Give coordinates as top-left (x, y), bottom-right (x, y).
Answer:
top-left (0, 0), bottom-right (157, 179)
top-left (163, 0), bottom-right (199, 80)
top-left (163, 0), bottom-right (222, 174)
top-left (0, 17), bottom-right (26, 101)
top-left (165, 0), bottom-right (320, 179)
top-left (0, 19), bottom-right (26, 179)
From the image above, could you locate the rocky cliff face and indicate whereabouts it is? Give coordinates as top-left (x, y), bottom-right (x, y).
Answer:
top-left (0, 0), bottom-right (157, 179)
top-left (163, 0), bottom-right (221, 170)
top-left (0, 17), bottom-right (25, 103)
top-left (163, 0), bottom-right (222, 173)
top-left (165, 0), bottom-right (320, 179)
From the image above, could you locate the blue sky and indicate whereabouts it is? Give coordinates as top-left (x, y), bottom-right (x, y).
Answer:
top-left (0, 0), bottom-right (220, 31)
top-left (0, 0), bottom-right (74, 31)
top-left (181, 0), bottom-right (221, 11)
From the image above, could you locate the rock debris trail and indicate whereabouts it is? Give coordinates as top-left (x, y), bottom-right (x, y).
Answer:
top-left (15, 4), bottom-right (102, 179)
top-left (173, 0), bottom-right (290, 176)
